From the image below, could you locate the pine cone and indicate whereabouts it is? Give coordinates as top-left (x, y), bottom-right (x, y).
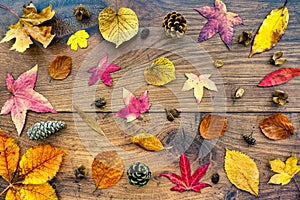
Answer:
top-left (127, 162), bottom-right (151, 186)
top-left (162, 11), bottom-right (187, 38)
top-left (27, 121), bottom-right (66, 140)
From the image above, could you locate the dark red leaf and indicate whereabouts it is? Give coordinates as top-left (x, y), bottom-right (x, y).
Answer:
top-left (258, 68), bottom-right (300, 87)
top-left (160, 153), bottom-right (211, 193)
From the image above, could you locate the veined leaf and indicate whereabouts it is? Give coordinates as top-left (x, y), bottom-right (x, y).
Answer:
top-left (258, 68), bottom-right (300, 87)
top-left (131, 133), bottom-right (164, 151)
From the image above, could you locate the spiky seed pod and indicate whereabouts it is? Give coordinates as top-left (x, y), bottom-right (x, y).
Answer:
top-left (127, 162), bottom-right (151, 187)
top-left (27, 121), bottom-right (66, 140)
top-left (162, 11), bottom-right (187, 38)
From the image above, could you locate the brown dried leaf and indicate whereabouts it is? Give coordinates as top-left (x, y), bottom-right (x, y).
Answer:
top-left (199, 114), bottom-right (227, 139)
top-left (131, 133), bottom-right (164, 151)
top-left (259, 113), bottom-right (294, 140)
top-left (92, 151), bottom-right (124, 189)
top-left (48, 56), bottom-right (72, 80)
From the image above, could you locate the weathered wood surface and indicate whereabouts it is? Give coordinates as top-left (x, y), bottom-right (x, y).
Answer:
top-left (0, 0), bottom-right (300, 199)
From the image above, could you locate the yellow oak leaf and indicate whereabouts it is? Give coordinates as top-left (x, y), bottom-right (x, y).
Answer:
top-left (144, 57), bottom-right (176, 86)
top-left (98, 7), bottom-right (139, 48)
top-left (224, 149), bottom-right (259, 196)
top-left (268, 155), bottom-right (300, 185)
top-left (0, 129), bottom-right (20, 183)
top-left (18, 144), bottom-right (66, 184)
top-left (249, 0), bottom-right (289, 57)
top-left (67, 30), bottom-right (89, 51)
top-left (0, 2), bottom-right (55, 53)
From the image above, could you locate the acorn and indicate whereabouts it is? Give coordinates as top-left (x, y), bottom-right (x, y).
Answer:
top-left (127, 162), bottom-right (151, 187)
top-left (162, 11), bottom-right (187, 38)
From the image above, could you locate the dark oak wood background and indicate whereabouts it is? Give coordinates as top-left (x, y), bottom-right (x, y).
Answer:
top-left (1, 0), bottom-right (300, 199)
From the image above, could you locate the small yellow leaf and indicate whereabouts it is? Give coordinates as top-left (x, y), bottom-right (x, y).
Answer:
top-left (19, 183), bottom-right (58, 200)
top-left (269, 158), bottom-right (285, 173)
top-left (249, 1), bottom-right (289, 57)
top-left (67, 30), bottom-right (89, 51)
top-left (131, 133), bottom-right (164, 151)
top-left (268, 173), bottom-right (291, 185)
top-left (92, 151), bottom-right (124, 189)
top-left (98, 7), bottom-right (139, 48)
top-left (144, 57), bottom-right (176, 86)
top-left (19, 144), bottom-right (65, 184)
top-left (224, 149), bottom-right (259, 196)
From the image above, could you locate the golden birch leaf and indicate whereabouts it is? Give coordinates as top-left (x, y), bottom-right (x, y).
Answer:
top-left (144, 57), bottom-right (176, 86)
top-left (249, 0), bottom-right (289, 57)
top-left (0, 130), bottom-right (20, 183)
top-left (92, 151), bottom-right (124, 189)
top-left (98, 7), bottom-right (139, 48)
top-left (19, 183), bottom-right (58, 200)
top-left (19, 144), bottom-right (65, 184)
top-left (48, 55), bottom-right (72, 80)
top-left (224, 149), bottom-right (259, 196)
top-left (131, 133), bottom-right (164, 151)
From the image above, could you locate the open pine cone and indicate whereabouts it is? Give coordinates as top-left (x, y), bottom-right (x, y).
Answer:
top-left (162, 11), bottom-right (187, 38)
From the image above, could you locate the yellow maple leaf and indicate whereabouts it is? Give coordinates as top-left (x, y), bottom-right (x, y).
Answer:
top-left (268, 155), bottom-right (300, 185)
top-left (67, 30), bottom-right (89, 51)
top-left (224, 149), bottom-right (259, 196)
top-left (98, 7), bottom-right (139, 48)
top-left (0, 2), bottom-right (55, 53)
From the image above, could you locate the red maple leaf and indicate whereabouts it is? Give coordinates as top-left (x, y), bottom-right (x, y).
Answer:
top-left (195, 0), bottom-right (243, 48)
top-left (87, 54), bottom-right (121, 86)
top-left (0, 65), bottom-right (57, 135)
top-left (115, 88), bottom-right (151, 122)
top-left (160, 153), bottom-right (211, 192)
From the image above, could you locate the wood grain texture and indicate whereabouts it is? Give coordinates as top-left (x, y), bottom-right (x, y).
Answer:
top-left (0, 0), bottom-right (300, 199)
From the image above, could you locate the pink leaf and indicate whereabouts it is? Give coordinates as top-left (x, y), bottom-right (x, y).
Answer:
top-left (0, 65), bottom-right (57, 135)
top-left (195, 0), bottom-right (243, 48)
top-left (258, 68), bottom-right (300, 87)
top-left (87, 54), bottom-right (121, 86)
top-left (115, 88), bottom-right (151, 122)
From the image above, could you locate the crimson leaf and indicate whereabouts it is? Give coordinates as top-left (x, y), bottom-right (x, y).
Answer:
top-left (258, 68), bottom-right (300, 87)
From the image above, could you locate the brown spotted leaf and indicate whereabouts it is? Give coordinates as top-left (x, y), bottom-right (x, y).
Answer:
top-left (199, 114), bottom-right (227, 139)
top-left (259, 113), bottom-right (294, 140)
top-left (48, 55), bottom-right (72, 80)
top-left (92, 151), bottom-right (124, 189)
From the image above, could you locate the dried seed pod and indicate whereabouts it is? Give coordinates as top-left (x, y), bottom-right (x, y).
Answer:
top-left (75, 165), bottom-right (88, 179)
top-left (214, 60), bottom-right (224, 68)
top-left (243, 134), bottom-right (256, 145)
top-left (234, 88), bottom-right (245, 99)
top-left (271, 51), bottom-right (286, 66)
top-left (162, 11), bottom-right (187, 38)
top-left (273, 90), bottom-right (288, 106)
top-left (91, 98), bottom-right (107, 108)
top-left (272, 51), bottom-right (283, 60)
top-left (165, 108), bottom-right (181, 121)
top-left (74, 4), bottom-right (90, 21)
top-left (238, 31), bottom-right (252, 47)
top-left (211, 173), bottom-right (220, 184)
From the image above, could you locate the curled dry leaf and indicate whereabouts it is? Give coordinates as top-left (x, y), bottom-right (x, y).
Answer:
top-left (144, 57), bottom-right (176, 86)
top-left (224, 149), bottom-right (259, 196)
top-left (258, 68), bottom-right (300, 87)
top-left (92, 151), bottom-right (124, 189)
top-left (48, 55), bottom-right (72, 80)
top-left (199, 114), bottom-right (227, 139)
top-left (249, 0), bottom-right (289, 57)
top-left (259, 113), bottom-right (294, 140)
top-left (131, 133), bottom-right (164, 151)
top-left (98, 7), bottom-right (139, 48)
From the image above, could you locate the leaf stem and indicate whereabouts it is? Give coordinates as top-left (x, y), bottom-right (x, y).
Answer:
top-left (0, 4), bottom-right (19, 18)
top-left (284, 0), bottom-right (288, 6)
top-left (0, 186), bottom-right (10, 197)
top-left (116, 0), bottom-right (119, 10)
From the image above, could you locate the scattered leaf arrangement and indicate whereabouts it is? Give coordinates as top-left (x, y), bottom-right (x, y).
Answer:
top-left (0, 0), bottom-right (299, 199)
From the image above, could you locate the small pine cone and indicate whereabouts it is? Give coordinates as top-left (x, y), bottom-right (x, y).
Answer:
top-left (127, 162), bottom-right (151, 187)
top-left (243, 134), bottom-right (256, 145)
top-left (27, 121), bottom-right (66, 140)
top-left (162, 11), bottom-right (187, 38)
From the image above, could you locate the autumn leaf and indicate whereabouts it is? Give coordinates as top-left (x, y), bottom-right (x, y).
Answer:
top-left (48, 55), bottom-right (72, 80)
top-left (67, 30), bottom-right (89, 51)
top-left (259, 113), bottom-right (294, 140)
top-left (131, 133), bottom-right (164, 151)
top-left (224, 149), bottom-right (259, 196)
top-left (258, 68), bottom-right (300, 87)
top-left (115, 88), bottom-right (151, 122)
top-left (144, 57), bottom-right (176, 86)
top-left (88, 54), bottom-right (121, 86)
top-left (0, 129), bottom-right (20, 182)
top-left (182, 73), bottom-right (217, 104)
top-left (199, 114), bottom-right (227, 139)
top-left (0, 2), bottom-right (55, 52)
top-left (0, 65), bottom-right (57, 135)
top-left (160, 153), bottom-right (211, 192)
top-left (98, 7), bottom-right (139, 47)
top-left (92, 151), bottom-right (124, 189)
top-left (17, 183), bottom-right (57, 200)
top-left (249, 0), bottom-right (289, 57)
top-left (268, 155), bottom-right (300, 185)
top-left (19, 144), bottom-right (65, 184)
top-left (195, 0), bottom-right (243, 48)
